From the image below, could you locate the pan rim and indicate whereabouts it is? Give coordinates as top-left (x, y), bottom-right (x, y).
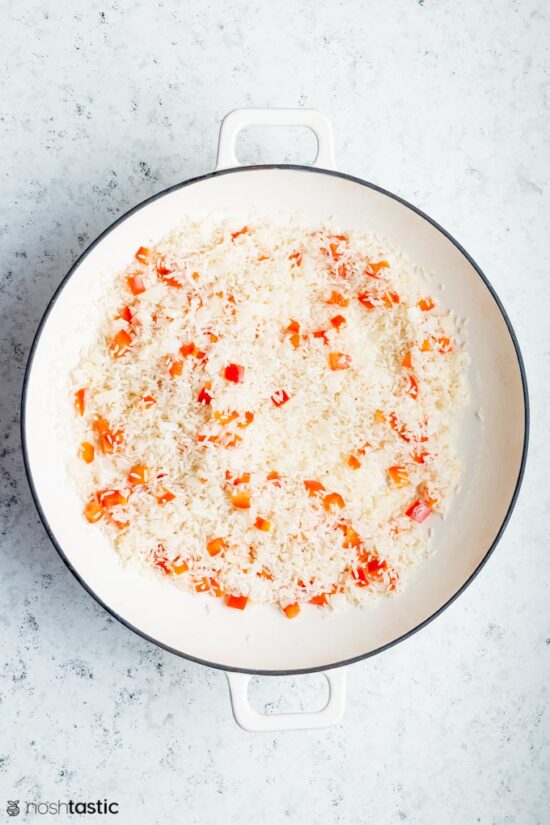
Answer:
top-left (20, 163), bottom-right (530, 676)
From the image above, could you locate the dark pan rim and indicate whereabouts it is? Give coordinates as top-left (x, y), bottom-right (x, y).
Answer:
top-left (20, 164), bottom-right (530, 676)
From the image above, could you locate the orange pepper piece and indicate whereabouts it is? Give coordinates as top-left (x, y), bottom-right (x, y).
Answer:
top-left (304, 480), bottom-right (325, 496)
top-left (226, 594), bottom-right (248, 609)
top-left (156, 488), bottom-right (175, 505)
top-left (110, 329), bottom-right (132, 358)
top-left (128, 464), bottom-right (150, 485)
top-left (323, 492), bottom-right (345, 511)
top-left (127, 274), bottom-right (145, 296)
top-left (404, 374), bottom-right (419, 399)
top-left (97, 489), bottom-right (127, 509)
top-left (135, 246), bottom-right (150, 264)
top-left (231, 490), bottom-right (251, 509)
top-left (207, 537), bottom-right (227, 557)
top-left (80, 441), bottom-right (95, 464)
top-left (435, 337), bottom-right (453, 353)
top-left (330, 314), bottom-right (346, 330)
top-left (328, 352), bottom-right (351, 371)
top-left (84, 499), bottom-right (103, 523)
top-left (309, 594), bottom-right (328, 606)
top-left (326, 290), bottom-right (349, 307)
top-left (283, 603), bottom-right (300, 619)
top-left (74, 388), bottom-right (86, 416)
top-left (387, 465), bottom-right (409, 488)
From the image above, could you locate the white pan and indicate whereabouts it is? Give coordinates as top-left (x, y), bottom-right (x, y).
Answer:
top-left (21, 109), bottom-right (528, 731)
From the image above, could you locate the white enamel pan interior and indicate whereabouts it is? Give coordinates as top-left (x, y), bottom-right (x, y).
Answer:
top-left (22, 110), bottom-right (528, 731)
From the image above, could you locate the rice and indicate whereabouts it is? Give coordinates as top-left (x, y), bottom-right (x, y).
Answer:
top-left (68, 218), bottom-right (469, 616)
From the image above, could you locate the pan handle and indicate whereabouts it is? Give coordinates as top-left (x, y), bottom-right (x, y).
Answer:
top-left (225, 668), bottom-right (346, 732)
top-left (215, 108), bottom-right (336, 171)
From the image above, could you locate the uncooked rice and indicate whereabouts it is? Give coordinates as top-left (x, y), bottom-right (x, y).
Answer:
top-left (68, 218), bottom-right (469, 616)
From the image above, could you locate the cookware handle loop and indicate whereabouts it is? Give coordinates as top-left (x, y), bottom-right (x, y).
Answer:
top-left (215, 108), bottom-right (335, 171)
top-left (225, 668), bottom-right (346, 731)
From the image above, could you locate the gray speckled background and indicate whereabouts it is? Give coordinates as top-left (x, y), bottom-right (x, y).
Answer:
top-left (1, 1), bottom-right (549, 823)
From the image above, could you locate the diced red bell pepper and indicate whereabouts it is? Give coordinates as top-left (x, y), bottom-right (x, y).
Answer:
top-left (238, 411), bottom-right (254, 428)
top-left (404, 374), bottom-right (419, 399)
top-left (435, 337), bottom-right (453, 353)
top-left (226, 594), bottom-right (248, 610)
top-left (367, 557), bottom-right (387, 574)
top-left (418, 296), bottom-right (435, 311)
top-left (405, 500), bottom-right (432, 523)
top-left (97, 489), bottom-right (127, 509)
top-left (347, 454), bottom-right (361, 470)
top-left (232, 473), bottom-right (250, 486)
top-left (357, 291), bottom-right (377, 309)
top-left (285, 319), bottom-right (300, 334)
top-left (352, 566), bottom-right (369, 587)
top-left (156, 257), bottom-right (172, 276)
top-left (110, 329), bottom-right (132, 358)
top-left (389, 412), bottom-right (412, 443)
top-left (330, 314), bottom-right (346, 330)
top-left (197, 386), bottom-right (212, 405)
top-left (412, 449), bottom-right (429, 464)
top-left (74, 388), bottom-right (86, 416)
top-left (115, 305), bottom-right (133, 322)
top-left (271, 389), bottom-right (290, 407)
top-left (231, 227), bottom-right (248, 240)
top-left (382, 291), bottom-right (400, 307)
top-left (135, 246), bottom-right (150, 264)
top-left (181, 342), bottom-right (202, 358)
top-left (127, 274), bottom-right (145, 296)
top-left (224, 363), bottom-right (245, 383)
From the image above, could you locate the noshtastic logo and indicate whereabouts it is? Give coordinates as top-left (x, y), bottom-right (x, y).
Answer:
top-left (7, 799), bottom-right (119, 816)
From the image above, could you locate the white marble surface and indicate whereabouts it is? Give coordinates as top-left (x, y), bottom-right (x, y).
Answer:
top-left (1, 0), bottom-right (549, 822)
